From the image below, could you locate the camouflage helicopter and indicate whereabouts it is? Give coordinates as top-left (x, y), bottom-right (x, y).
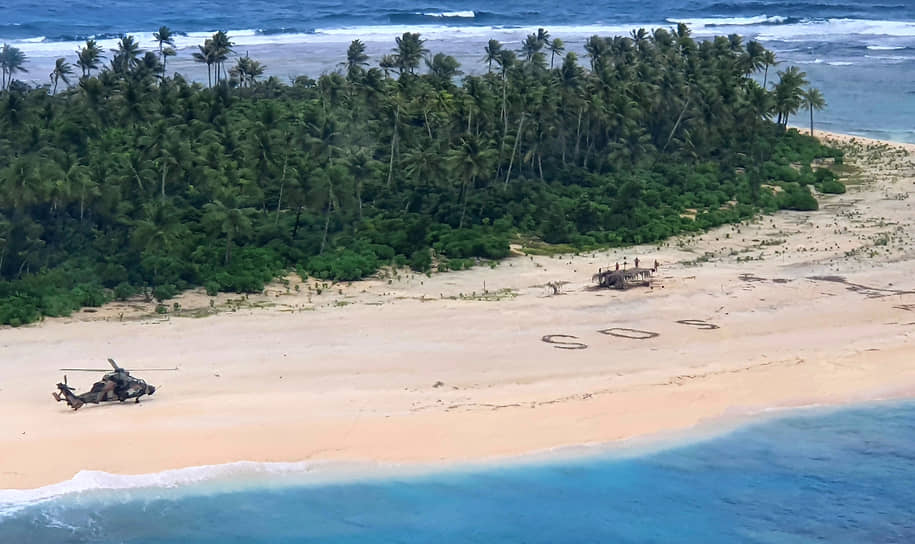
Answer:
top-left (53, 358), bottom-right (176, 411)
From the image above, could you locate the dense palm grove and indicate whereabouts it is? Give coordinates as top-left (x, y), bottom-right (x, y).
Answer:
top-left (0, 25), bottom-right (841, 325)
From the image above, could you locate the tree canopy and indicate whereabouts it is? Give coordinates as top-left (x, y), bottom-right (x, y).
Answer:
top-left (0, 27), bottom-right (840, 325)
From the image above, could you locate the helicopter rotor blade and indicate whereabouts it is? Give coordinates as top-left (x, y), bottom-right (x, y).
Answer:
top-left (107, 358), bottom-right (121, 371)
top-left (59, 367), bottom-right (178, 372)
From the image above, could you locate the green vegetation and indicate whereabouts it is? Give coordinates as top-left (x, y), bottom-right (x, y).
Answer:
top-left (0, 25), bottom-right (842, 325)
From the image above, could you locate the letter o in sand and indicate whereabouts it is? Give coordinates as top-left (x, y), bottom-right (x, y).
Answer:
top-left (541, 334), bottom-right (589, 350)
top-left (597, 328), bottom-right (659, 340)
top-left (675, 319), bottom-right (720, 330)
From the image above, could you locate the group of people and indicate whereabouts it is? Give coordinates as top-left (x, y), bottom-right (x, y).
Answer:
top-left (602, 258), bottom-right (660, 273)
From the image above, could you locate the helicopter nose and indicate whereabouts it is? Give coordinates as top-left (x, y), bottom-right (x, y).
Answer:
top-left (147, 385), bottom-right (156, 395)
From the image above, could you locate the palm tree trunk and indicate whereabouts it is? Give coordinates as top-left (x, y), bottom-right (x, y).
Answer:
top-left (504, 113), bottom-right (526, 187)
top-left (225, 233), bottom-right (232, 265)
top-left (291, 206), bottom-right (303, 240)
top-left (809, 106), bottom-right (814, 136)
top-left (501, 73), bottom-right (508, 128)
top-left (459, 175), bottom-right (475, 229)
top-left (274, 154), bottom-right (288, 225)
top-left (160, 163), bottom-right (168, 201)
top-left (661, 96), bottom-right (690, 154)
top-left (356, 181), bottom-right (363, 224)
top-left (319, 202), bottom-right (332, 255)
top-left (574, 108), bottom-right (583, 161)
top-left (423, 109), bottom-right (433, 139)
top-left (386, 105), bottom-right (399, 188)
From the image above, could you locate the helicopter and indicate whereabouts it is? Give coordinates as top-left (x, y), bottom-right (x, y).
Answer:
top-left (53, 358), bottom-right (176, 411)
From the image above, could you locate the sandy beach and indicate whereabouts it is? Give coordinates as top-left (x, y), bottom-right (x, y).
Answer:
top-left (2, 130), bottom-right (914, 490)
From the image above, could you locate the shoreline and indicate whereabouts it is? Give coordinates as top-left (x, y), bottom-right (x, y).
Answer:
top-left (2, 129), bottom-right (915, 490)
top-left (2, 396), bottom-right (910, 506)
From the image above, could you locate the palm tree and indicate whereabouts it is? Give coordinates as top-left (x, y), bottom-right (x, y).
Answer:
top-left (393, 32), bottom-right (427, 76)
top-left (548, 38), bottom-right (564, 69)
top-left (801, 87), bottom-right (826, 136)
top-left (229, 55), bottom-right (266, 88)
top-left (762, 49), bottom-right (777, 88)
top-left (193, 40), bottom-right (217, 87)
top-left (110, 35), bottom-right (143, 74)
top-left (76, 39), bottom-right (104, 78)
top-left (210, 31), bottom-right (234, 82)
top-left (341, 39), bottom-right (369, 80)
top-left (773, 66), bottom-right (808, 127)
top-left (48, 58), bottom-right (73, 94)
top-left (449, 134), bottom-right (495, 228)
top-left (132, 201), bottom-right (189, 282)
top-left (482, 39), bottom-right (502, 73)
top-left (0, 44), bottom-right (28, 90)
top-left (153, 26), bottom-right (176, 75)
top-left (584, 35), bottom-right (608, 72)
top-left (520, 33), bottom-right (543, 62)
top-left (425, 53), bottom-right (462, 88)
top-left (202, 197), bottom-right (254, 265)
top-left (743, 40), bottom-right (766, 76)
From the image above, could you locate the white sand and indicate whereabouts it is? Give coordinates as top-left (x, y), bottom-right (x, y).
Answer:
top-left (2, 130), bottom-right (915, 489)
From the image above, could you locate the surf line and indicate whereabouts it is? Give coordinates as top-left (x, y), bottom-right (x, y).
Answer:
top-left (542, 320), bottom-right (718, 349)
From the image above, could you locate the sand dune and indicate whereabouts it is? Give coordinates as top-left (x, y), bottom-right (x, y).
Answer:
top-left (2, 130), bottom-right (915, 489)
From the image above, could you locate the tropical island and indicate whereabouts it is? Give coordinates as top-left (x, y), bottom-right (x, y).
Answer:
top-left (0, 25), bottom-right (839, 325)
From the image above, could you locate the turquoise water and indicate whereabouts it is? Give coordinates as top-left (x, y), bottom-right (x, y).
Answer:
top-left (2, 402), bottom-right (914, 542)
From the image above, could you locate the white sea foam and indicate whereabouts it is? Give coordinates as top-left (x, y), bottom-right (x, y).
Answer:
top-left (826, 61), bottom-right (854, 66)
top-left (0, 461), bottom-right (327, 520)
top-left (422, 11), bottom-right (476, 18)
top-left (0, 459), bottom-right (440, 520)
top-left (867, 45), bottom-right (905, 50)
top-left (756, 18), bottom-right (915, 42)
top-left (667, 15), bottom-right (787, 27)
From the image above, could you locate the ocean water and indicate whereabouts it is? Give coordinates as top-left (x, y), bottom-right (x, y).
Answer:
top-left (2, 401), bottom-right (914, 542)
top-left (0, 0), bottom-right (914, 142)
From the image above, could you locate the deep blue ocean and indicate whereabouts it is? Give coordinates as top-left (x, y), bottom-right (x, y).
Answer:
top-left (0, 0), bottom-right (914, 141)
top-left (1, 401), bottom-right (914, 542)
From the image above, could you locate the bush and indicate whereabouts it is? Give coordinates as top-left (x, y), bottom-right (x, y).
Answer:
top-left (0, 295), bottom-right (41, 326)
top-left (819, 179), bottom-right (846, 194)
top-left (778, 183), bottom-right (819, 211)
top-left (305, 249), bottom-right (379, 281)
top-left (74, 284), bottom-right (109, 307)
top-left (153, 284), bottom-right (178, 302)
top-left (114, 282), bottom-right (137, 301)
top-left (409, 249), bottom-right (432, 272)
top-left (432, 226), bottom-right (510, 260)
